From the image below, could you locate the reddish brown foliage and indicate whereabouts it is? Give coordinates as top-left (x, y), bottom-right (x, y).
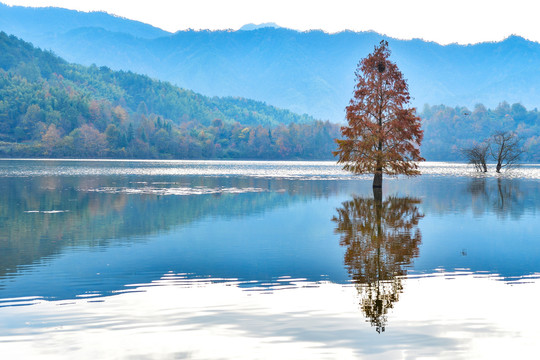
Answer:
top-left (334, 41), bottom-right (424, 187)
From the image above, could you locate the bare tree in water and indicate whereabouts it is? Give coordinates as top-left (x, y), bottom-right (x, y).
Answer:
top-left (490, 131), bottom-right (523, 173)
top-left (461, 141), bottom-right (489, 172)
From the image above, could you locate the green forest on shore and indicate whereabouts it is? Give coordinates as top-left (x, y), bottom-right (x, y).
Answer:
top-left (0, 32), bottom-right (339, 159)
top-left (1, 31), bottom-right (539, 161)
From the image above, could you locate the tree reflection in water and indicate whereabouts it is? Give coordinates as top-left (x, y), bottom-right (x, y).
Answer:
top-left (332, 190), bottom-right (424, 333)
top-left (467, 177), bottom-right (524, 218)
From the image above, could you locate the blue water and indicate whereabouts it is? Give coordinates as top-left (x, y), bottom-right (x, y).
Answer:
top-left (0, 159), bottom-right (539, 359)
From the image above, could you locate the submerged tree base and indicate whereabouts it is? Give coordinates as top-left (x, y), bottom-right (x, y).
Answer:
top-left (373, 172), bottom-right (383, 189)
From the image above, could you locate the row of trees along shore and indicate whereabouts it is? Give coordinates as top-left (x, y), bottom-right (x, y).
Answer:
top-left (1, 103), bottom-right (339, 160)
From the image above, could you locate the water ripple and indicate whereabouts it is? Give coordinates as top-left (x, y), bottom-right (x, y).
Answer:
top-left (1, 159), bottom-right (539, 180)
top-left (83, 186), bottom-right (266, 196)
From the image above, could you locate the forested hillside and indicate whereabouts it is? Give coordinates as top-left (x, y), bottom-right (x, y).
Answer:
top-left (3, 4), bottom-right (540, 121)
top-left (0, 32), bottom-right (339, 159)
top-left (1, 31), bottom-right (539, 162)
top-left (421, 103), bottom-right (540, 162)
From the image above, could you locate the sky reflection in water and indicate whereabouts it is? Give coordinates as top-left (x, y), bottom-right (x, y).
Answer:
top-left (0, 160), bottom-right (539, 359)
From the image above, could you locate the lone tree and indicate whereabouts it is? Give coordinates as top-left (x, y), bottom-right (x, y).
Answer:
top-left (334, 41), bottom-right (424, 189)
top-left (490, 131), bottom-right (523, 173)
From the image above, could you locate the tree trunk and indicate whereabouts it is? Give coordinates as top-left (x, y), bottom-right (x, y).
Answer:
top-left (373, 186), bottom-right (383, 202)
top-left (496, 139), bottom-right (504, 173)
top-left (374, 134), bottom-right (383, 188)
top-left (373, 171), bottom-right (383, 188)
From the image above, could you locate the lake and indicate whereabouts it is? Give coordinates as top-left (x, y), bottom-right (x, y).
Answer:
top-left (1, 159), bottom-right (539, 359)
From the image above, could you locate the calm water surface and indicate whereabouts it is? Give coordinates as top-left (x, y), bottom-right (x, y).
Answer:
top-left (0, 159), bottom-right (539, 359)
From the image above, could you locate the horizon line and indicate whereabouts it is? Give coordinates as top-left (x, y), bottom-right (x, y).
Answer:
top-left (1, 2), bottom-right (539, 47)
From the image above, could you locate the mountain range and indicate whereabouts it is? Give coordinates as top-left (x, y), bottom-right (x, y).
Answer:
top-left (1, 3), bottom-right (540, 122)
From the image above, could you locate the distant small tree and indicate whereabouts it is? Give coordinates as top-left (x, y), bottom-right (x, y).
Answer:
top-left (105, 124), bottom-right (121, 149)
top-left (461, 141), bottom-right (489, 172)
top-left (111, 105), bottom-right (128, 125)
top-left (71, 124), bottom-right (107, 157)
top-left (334, 41), bottom-right (424, 189)
top-left (42, 124), bottom-right (62, 156)
top-left (490, 131), bottom-right (523, 173)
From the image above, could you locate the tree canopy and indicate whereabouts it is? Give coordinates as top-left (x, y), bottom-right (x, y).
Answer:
top-left (334, 41), bottom-right (424, 188)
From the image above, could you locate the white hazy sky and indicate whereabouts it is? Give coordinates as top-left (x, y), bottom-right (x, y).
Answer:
top-left (3, 0), bottom-right (539, 45)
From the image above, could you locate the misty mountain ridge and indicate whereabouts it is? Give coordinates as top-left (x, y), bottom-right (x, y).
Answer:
top-left (0, 3), bottom-right (170, 39)
top-left (239, 23), bottom-right (282, 31)
top-left (1, 3), bottom-right (540, 122)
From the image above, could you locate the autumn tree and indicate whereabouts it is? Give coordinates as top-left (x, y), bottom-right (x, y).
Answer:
top-left (41, 123), bottom-right (62, 156)
top-left (334, 41), bottom-right (424, 189)
top-left (70, 124), bottom-right (107, 157)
